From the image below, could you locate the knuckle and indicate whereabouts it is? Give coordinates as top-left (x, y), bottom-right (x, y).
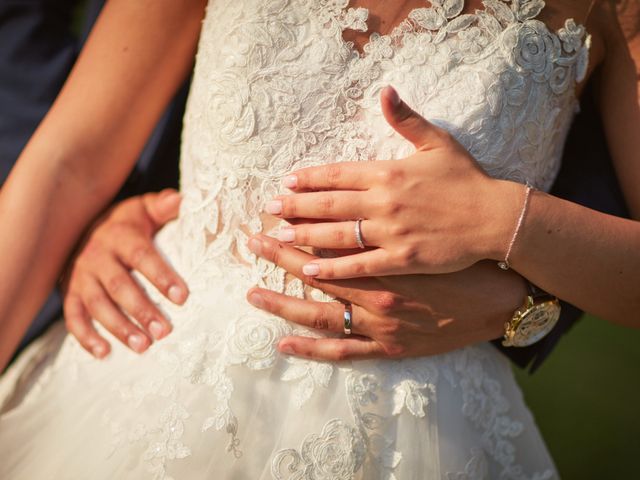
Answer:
top-left (105, 273), bottom-right (130, 297)
top-left (326, 164), bottom-right (342, 187)
top-left (388, 222), bottom-right (411, 238)
top-left (332, 344), bottom-right (351, 362)
top-left (382, 342), bottom-right (406, 358)
top-left (333, 228), bottom-right (346, 246)
top-left (384, 199), bottom-right (403, 216)
top-left (371, 292), bottom-right (401, 314)
top-left (270, 242), bottom-right (283, 265)
top-left (86, 294), bottom-right (106, 313)
top-left (296, 227), bottom-right (310, 246)
top-left (318, 194), bottom-right (335, 215)
top-left (154, 274), bottom-right (172, 292)
top-left (131, 304), bottom-right (154, 325)
top-left (311, 308), bottom-right (331, 330)
top-left (350, 261), bottom-right (367, 276)
top-left (129, 244), bottom-right (153, 269)
top-left (395, 244), bottom-right (420, 268)
top-left (377, 167), bottom-right (405, 185)
top-left (379, 318), bottom-right (402, 336)
top-left (281, 197), bottom-right (296, 217)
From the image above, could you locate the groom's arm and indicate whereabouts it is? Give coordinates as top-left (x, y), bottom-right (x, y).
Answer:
top-left (0, 0), bottom-right (206, 370)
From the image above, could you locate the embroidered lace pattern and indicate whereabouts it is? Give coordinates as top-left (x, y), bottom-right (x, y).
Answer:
top-left (70, 0), bottom-right (589, 478)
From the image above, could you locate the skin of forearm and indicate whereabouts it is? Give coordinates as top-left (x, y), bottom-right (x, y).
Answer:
top-left (0, 0), bottom-right (206, 370)
top-left (502, 5), bottom-right (640, 328)
top-left (509, 191), bottom-right (640, 327)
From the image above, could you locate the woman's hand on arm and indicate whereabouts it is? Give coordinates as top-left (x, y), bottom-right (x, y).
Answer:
top-left (0, 0), bottom-right (206, 369)
top-left (245, 234), bottom-right (526, 360)
top-left (62, 190), bottom-right (188, 359)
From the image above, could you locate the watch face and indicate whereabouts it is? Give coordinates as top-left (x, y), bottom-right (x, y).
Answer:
top-left (512, 300), bottom-right (561, 347)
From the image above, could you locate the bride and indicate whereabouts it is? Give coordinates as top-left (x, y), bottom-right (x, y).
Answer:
top-left (0, 0), bottom-right (639, 478)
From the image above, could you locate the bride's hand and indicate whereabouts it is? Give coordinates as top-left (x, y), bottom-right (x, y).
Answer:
top-left (247, 234), bottom-right (525, 360)
top-left (265, 86), bottom-right (524, 279)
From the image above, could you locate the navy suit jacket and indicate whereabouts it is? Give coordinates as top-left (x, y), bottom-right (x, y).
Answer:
top-left (1, 1), bottom-right (629, 371)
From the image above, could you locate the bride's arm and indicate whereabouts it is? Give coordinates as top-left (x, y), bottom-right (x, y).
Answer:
top-left (506, 1), bottom-right (640, 326)
top-left (0, 0), bottom-right (206, 369)
top-left (263, 3), bottom-right (640, 328)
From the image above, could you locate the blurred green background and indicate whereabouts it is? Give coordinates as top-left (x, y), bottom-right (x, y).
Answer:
top-left (514, 315), bottom-right (640, 478)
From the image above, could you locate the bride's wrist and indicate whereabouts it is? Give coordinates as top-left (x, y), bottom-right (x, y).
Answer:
top-left (483, 179), bottom-right (529, 264)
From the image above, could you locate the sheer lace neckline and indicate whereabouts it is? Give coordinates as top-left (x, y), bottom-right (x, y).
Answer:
top-left (328, 0), bottom-right (588, 62)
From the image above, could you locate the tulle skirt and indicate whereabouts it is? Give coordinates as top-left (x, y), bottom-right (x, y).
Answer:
top-left (0, 226), bottom-right (557, 480)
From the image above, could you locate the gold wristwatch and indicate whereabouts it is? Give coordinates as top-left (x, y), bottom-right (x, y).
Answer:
top-left (502, 282), bottom-right (561, 347)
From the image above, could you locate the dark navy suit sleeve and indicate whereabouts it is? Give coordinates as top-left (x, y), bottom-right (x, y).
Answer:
top-left (493, 84), bottom-right (630, 373)
top-left (0, 0), bottom-right (81, 351)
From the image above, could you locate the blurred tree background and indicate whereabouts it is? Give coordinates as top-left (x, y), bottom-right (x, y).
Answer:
top-left (515, 315), bottom-right (640, 478)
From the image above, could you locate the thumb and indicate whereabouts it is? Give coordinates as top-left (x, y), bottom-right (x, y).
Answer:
top-left (143, 189), bottom-right (182, 228)
top-left (380, 85), bottom-right (443, 149)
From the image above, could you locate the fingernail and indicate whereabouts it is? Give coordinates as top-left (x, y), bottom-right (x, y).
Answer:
top-left (265, 200), bottom-right (282, 215)
top-left (168, 285), bottom-right (183, 304)
top-left (159, 192), bottom-right (181, 207)
top-left (248, 238), bottom-right (262, 255)
top-left (302, 263), bottom-right (320, 276)
top-left (278, 228), bottom-right (295, 243)
top-left (248, 291), bottom-right (265, 309)
top-left (127, 334), bottom-right (148, 353)
top-left (91, 344), bottom-right (108, 359)
top-left (280, 344), bottom-right (295, 355)
top-left (283, 175), bottom-right (298, 189)
top-left (149, 321), bottom-right (165, 340)
top-left (386, 85), bottom-right (401, 106)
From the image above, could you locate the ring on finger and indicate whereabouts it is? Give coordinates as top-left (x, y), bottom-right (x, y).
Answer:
top-left (343, 302), bottom-right (353, 335)
top-left (354, 218), bottom-right (366, 249)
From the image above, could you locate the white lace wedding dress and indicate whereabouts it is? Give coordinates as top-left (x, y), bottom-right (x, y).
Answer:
top-left (0, 1), bottom-right (590, 478)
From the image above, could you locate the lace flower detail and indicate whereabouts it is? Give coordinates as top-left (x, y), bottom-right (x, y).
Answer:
top-left (206, 72), bottom-right (256, 145)
top-left (409, 0), bottom-right (464, 32)
top-left (271, 419), bottom-right (366, 480)
top-left (558, 18), bottom-right (585, 53)
top-left (458, 26), bottom-right (490, 55)
top-left (281, 356), bottom-right (334, 408)
top-left (226, 314), bottom-right (291, 369)
top-left (503, 20), bottom-right (560, 82)
top-left (511, 0), bottom-right (545, 22)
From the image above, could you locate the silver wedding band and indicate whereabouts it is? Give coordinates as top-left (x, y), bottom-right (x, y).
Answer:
top-left (343, 303), bottom-right (353, 335)
top-left (354, 218), bottom-right (365, 249)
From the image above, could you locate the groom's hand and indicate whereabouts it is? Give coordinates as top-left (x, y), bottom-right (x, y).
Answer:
top-left (61, 190), bottom-right (188, 358)
top-left (247, 234), bottom-right (527, 361)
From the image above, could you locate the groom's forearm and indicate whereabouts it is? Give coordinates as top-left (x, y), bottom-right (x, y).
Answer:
top-left (0, 0), bottom-right (206, 370)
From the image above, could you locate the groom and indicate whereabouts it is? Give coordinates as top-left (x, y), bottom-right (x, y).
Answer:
top-left (2, 1), bottom-right (628, 371)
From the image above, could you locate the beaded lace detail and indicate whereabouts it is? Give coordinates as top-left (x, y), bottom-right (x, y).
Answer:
top-left (82, 0), bottom-right (589, 478)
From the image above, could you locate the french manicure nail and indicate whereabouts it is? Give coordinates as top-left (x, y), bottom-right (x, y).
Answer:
top-left (248, 292), bottom-right (265, 309)
top-left (127, 334), bottom-right (147, 353)
top-left (265, 200), bottom-right (283, 215)
top-left (248, 238), bottom-right (262, 255)
top-left (91, 344), bottom-right (107, 359)
top-left (168, 285), bottom-right (183, 304)
top-left (278, 228), bottom-right (296, 243)
top-left (302, 263), bottom-right (320, 276)
top-left (283, 175), bottom-right (298, 189)
top-left (149, 321), bottom-right (165, 340)
top-left (280, 344), bottom-right (295, 355)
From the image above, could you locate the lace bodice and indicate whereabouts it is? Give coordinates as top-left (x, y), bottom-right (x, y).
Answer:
top-left (174, 0), bottom-right (589, 284)
top-left (0, 2), bottom-right (590, 479)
